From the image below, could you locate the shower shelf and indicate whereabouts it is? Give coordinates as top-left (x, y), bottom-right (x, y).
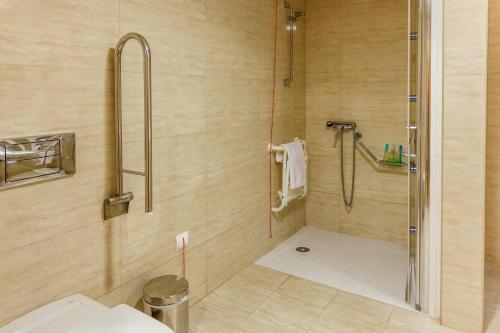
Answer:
top-left (355, 133), bottom-right (407, 168)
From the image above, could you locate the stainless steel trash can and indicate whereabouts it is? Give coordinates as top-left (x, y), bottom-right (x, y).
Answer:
top-left (143, 275), bottom-right (189, 333)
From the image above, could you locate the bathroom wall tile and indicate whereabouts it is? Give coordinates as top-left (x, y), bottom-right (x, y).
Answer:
top-left (206, 77), bottom-right (266, 131)
top-left (340, 197), bottom-right (407, 246)
top-left (0, 221), bottom-right (121, 324)
top-left (340, 81), bottom-right (407, 123)
top-left (444, 7), bottom-right (488, 76)
top-left (306, 118), bottom-right (338, 156)
top-left (0, 65), bottom-right (115, 146)
top-left (206, 220), bottom-right (259, 293)
top-left (306, 191), bottom-right (340, 231)
top-left (120, 0), bottom-right (206, 76)
top-left (0, 0), bottom-right (118, 70)
top-left (306, 80), bottom-right (340, 119)
top-left (0, 144), bottom-right (115, 254)
top-left (441, 2), bottom-right (488, 331)
top-left (443, 74), bottom-right (487, 140)
top-left (441, 264), bottom-right (484, 333)
top-left (340, 0), bottom-right (407, 43)
top-left (354, 159), bottom-right (408, 205)
top-left (96, 288), bottom-right (122, 308)
top-left (308, 154), bottom-right (340, 194)
top-left (206, 21), bottom-right (264, 80)
top-left (340, 40), bottom-right (407, 82)
top-left (121, 188), bottom-right (206, 282)
top-left (121, 72), bottom-right (206, 139)
top-left (126, 0), bottom-right (205, 20)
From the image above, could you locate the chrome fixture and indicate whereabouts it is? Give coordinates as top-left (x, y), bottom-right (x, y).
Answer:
top-left (406, 0), bottom-right (432, 312)
top-left (296, 246), bottom-right (310, 253)
top-left (0, 133), bottom-right (75, 190)
top-left (326, 121), bottom-right (409, 207)
top-left (284, 1), bottom-right (305, 87)
top-left (326, 121), bottom-right (357, 208)
top-left (104, 33), bottom-right (153, 220)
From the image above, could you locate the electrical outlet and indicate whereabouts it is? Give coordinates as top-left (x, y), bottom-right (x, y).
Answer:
top-left (176, 231), bottom-right (189, 251)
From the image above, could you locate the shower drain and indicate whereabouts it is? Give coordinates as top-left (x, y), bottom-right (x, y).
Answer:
top-left (296, 246), bottom-right (310, 253)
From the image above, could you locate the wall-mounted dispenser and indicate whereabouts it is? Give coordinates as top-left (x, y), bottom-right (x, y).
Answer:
top-left (0, 133), bottom-right (76, 190)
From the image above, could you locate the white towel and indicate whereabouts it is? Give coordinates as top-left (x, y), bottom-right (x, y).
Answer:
top-left (284, 141), bottom-right (306, 189)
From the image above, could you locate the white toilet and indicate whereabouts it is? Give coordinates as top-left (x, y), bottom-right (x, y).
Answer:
top-left (0, 294), bottom-right (174, 333)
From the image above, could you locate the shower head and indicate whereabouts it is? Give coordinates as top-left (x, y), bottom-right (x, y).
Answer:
top-left (295, 11), bottom-right (305, 18)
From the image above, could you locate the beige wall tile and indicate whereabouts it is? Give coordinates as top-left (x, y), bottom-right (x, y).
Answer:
top-left (0, 221), bottom-right (121, 324)
top-left (340, 40), bottom-right (407, 82)
top-left (340, 0), bottom-right (407, 43)
top-left (306, 191), bottom-right (340, 231)
top-left (0, 0), bottom-right (118, 70)
top-left (340, 197), bottom-right (407, 246)
top-left (441, 1), bottom-right (488, 332)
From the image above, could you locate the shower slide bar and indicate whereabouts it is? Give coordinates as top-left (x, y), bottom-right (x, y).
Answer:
top-left (268, 138), bottom-right (308, 212)
top-left (103, 33), bottom-right (153, 220)
top-left (284, 1), bottom-right (305, 87)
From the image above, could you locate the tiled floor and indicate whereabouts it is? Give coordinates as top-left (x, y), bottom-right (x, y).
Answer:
top-left (190, 264), bottom-right (461, 333)
top-left (255, 226), bottom-right (409, 308)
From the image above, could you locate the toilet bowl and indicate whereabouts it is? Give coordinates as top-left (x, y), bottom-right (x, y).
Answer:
top-left (0, 294), bottom-right (174, 333)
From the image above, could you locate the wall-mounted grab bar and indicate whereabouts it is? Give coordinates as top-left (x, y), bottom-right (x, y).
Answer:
top-left (355, 133), bottom-right (407, 167)
top-left (104, 32), bottom-right (153, 220)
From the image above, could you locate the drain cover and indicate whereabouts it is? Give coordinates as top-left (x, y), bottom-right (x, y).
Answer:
top-left (296, 246), bottom-right (310, 253)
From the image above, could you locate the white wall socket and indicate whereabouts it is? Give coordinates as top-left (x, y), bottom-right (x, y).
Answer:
top-left (176, 231), bottom-right (189, 251)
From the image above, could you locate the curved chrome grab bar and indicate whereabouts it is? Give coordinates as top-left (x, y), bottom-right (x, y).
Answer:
top-left (104, 33), bottom-right (153, 219)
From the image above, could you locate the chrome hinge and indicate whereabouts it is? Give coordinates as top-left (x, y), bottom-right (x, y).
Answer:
top-left (409, 226), bottom-right (417, 234)
top-left (409, 95), bottom-right (418, 103)
top-left (410, 32), bottom-right (419, 40)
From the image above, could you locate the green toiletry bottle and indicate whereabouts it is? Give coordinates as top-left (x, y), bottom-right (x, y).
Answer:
top-left (399, 145), bottom-right (403, 163)
top-left (383, 144), bottom-right (389, 161)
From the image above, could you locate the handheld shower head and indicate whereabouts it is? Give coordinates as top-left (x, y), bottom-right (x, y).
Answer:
top-left (295, 11), bottom-right (305, 18)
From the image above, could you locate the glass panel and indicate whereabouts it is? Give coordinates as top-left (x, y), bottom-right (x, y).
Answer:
top-left (406, 0), bottom-right (420, 308)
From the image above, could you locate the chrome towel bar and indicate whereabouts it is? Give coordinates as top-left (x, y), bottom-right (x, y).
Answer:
top-left (104, 32), bottom-right (153, 220)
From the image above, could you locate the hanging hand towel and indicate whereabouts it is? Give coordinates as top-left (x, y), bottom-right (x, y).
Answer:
top-left (284, 141), bottom-right (306, 189)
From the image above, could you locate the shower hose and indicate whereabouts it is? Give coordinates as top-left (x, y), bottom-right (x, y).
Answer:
top-left (339, 128), bottom-right (356, 208)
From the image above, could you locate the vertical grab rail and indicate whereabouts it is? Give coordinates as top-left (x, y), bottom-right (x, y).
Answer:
top-left (103, 32), bottom-right (152, 220)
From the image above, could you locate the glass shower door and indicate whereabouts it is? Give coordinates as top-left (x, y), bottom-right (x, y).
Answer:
top-left (407, 0), bottom-right (431, 312)
top-left (407, 0), bottom-right (420, 310)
